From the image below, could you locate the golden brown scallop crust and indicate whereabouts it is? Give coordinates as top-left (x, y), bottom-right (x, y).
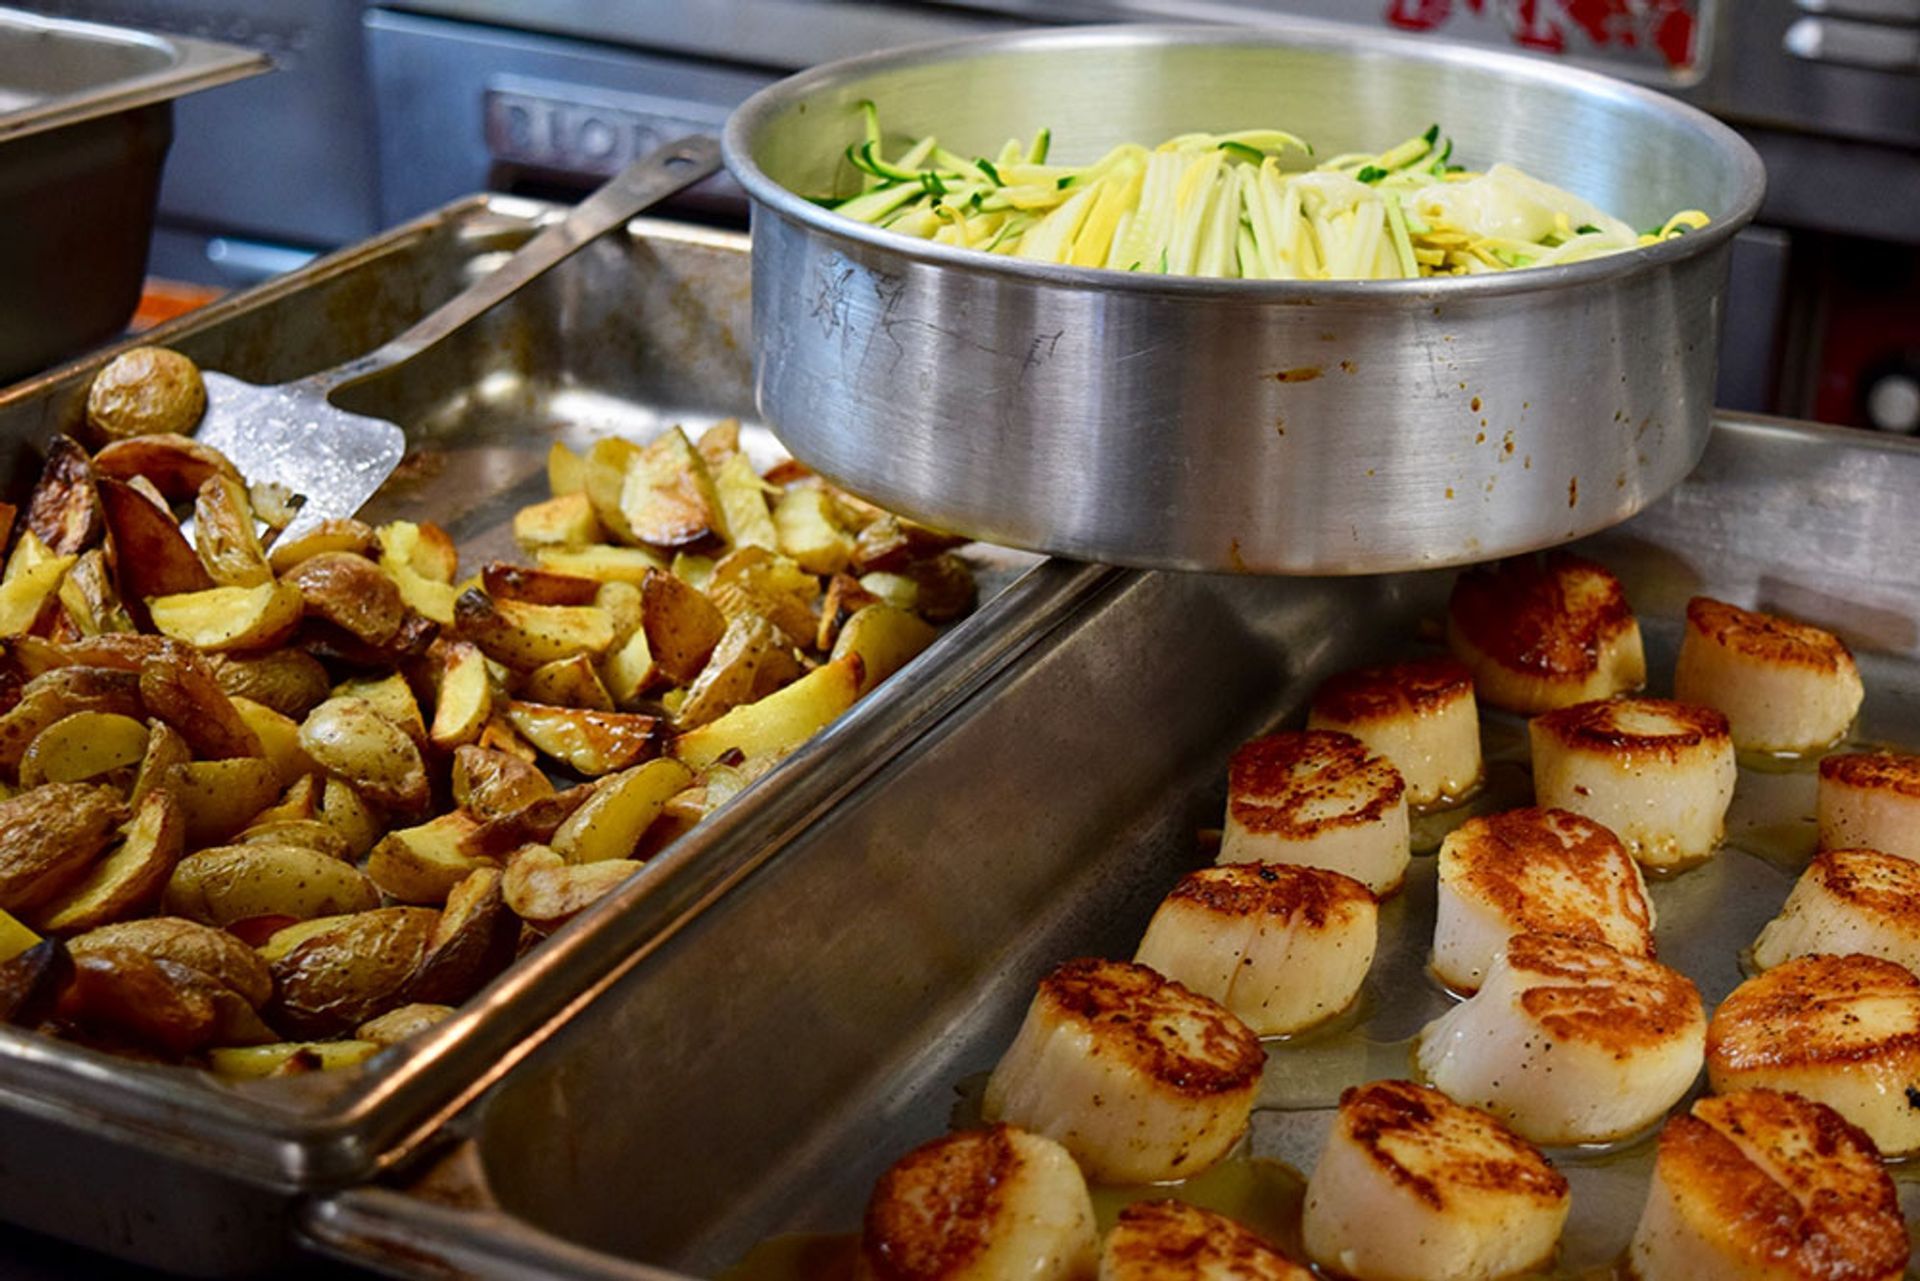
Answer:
top-left (1037, 958), bottom-right (1265, 1098)
top-left (863, 1125), bottom-right (1017, 1281)
top-left (1163, 863), bottom-right (1376, 929)
top-left (1530, 697), bottom-right (1730, 757)
top-left (1446, 552), bottom-right (1636, 679)
top-left (1708, 954), bottom-right (1920, 1071)
top-left (1310, 656), bottom-right (1475, 726)
top-left (1336, 1079), bottom-right (1568, 1213)
top-left (1504, 933), bottom-right (1702, 1052)
top-left (1442, 808), bottom-right (1655, 957)
top-left (1103, 1200), bottom-right (1313, 1281)
top-left (1805, 849), bottom-right (1920, 927)
top-left (1661, 1090), bottom-right (1906, 1281)
top-left (1685, 596), bottom-right (1857, 676)
top-left (1819, 751), bottom-right (1920, 799)
top-left (1226, 731), bottom-right (1404, 838)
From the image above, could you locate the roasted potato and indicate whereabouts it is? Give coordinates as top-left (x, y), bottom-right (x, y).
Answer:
top-left (450, 745), bottom-right (552, 818)
top-left (850, 513), bottom-right (970, 574)
top-left (231, 697), bottom-right (316, 790)
top-left (236, 817), bottom-right (353, 862)
top-left (298, 697), bottom-right (429, 816)
top-left (163, 842), bottom-right (380, 927)
top-left (772, 485), bottom-right (853, 575)
top-left (831, 604), bottom-right (938, 696)
top-left (676, 612), bottom-right (799, 729)
top-left (130, 719), bottom-right (191, 806)
top-left (620, 426), bottom-right (721, 548)
top-left (534, 544), bottom-right (663, 586)
top-left (551, 758), bottom-right (691, 864)
top-left (58, 547), bottom-right (135, 636)
top-left (148, 581), bottom-right (304, 652)
top-left (167, 757), bottom-right (291, 847)
top-left (284, 552), bottom-right (408, 646)
top-left (504, 702), bottom-right (662, 776)
top-left (638, 568), bottom-right (726, 686)
top-left (501, 845), bottom-right (642, 931)
top-left (356, 1002), bottom-right (454, 1047)
top-left (674, 656), bottom-right (862, 771)
top-left (17, 710), bottom-right (148, 787)
top-left (0, 542), bottom-right (74, 637)
top-left (209, 1039), bottom-right (380, 1078)
top-left (60, 946), bottom-right (271, 1056)
top-left (25, 436), bottom-right (104, 556)
top-left (264, 906), bottom-right (438, 1039)
top-left (0, 938), bottom-right (72, 1026)
top-left (30, 789), bottom-right (183, 934)
top-left (512, 492), bottom-right (603, 553)
top-left (481, 562), bottom-right (600, 607)
top-left (84, 347), bottom-right (207, 440)
top-left (266, 518), bottom-right (379, 575)
top-left (68, 916), bottom-right (272, 1008)
top-left (332, 672), bottom-right (426, 744)
top-left (402, 868), bottom-right (516, 1006)
top-left (366, 812), bottom-right (491, 905)
top-left (706, 546), bottom-right (819, 648)
top-left (140, 641), bottom-right (263, 760)
top-left (0, 783), bottom-right (125, 915)
top-left (0, 665), bottom-right (142, 771)
top-left (207, 648), bottom-right (331, 720)
top-left (319, 777), bottom-right (385, 859)
top-left (454, 589), bottom-right (615, 671)
top-left (456, 787), bottom-right (591, 860)
top-left (98, 476), bottom-right (214, 605)
top-left (714, 451), bottom-right (778, 552)
top-left (523, 654), bottom-right (614, 712)
top-left (92, 434), bottom-right (238, 502)
top-left (0, 908), bottom-right (40, 964)
top-left (429, 642), bottom-right (492, 750)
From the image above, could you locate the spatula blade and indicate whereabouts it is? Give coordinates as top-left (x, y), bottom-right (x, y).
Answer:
top-left (194, 371), bottom-right (408, 539)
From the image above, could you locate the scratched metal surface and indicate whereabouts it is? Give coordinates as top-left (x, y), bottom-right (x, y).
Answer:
top-left (309, 416), bottom-right (1920, 1279)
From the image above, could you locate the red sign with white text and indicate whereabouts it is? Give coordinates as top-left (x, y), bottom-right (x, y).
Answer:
top-left (1385, 0), bottom-right (1701, 73)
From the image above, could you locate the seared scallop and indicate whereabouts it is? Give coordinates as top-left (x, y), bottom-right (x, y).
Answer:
top-left (1672, 596), bottom-right (1862, 753)
top-left (1529, 697), bottom-right (1736, 872)
top-left (1099, 1200), bottom-right (1311, 1281)
top-left (1417, 932), bottom-right (1704, 1145)
top-left (1818, 751), bottom-right (1920, 863)
top-left (1302, 1079), bottom-right (1569, 1281)
top-left (1135, 863), bottom-right (1377, 1037)
top-left (1628, 1089), bottom-right (1907, 1281)
top-left (863, 1123), bottom-right (1098, 1281)
top-left (1307, 656), bottom-right (1482, 808)
top-left (1706, 953), bottom-right (1920, 1156)
top-left (982, 958), bottom-right (1264, 1184)
top-left (1752, 847), bottom-right (1920, 974)
top-left (1446, 551), bottom-right (1645, 714)
top-left (1431, 807), bottom-right (1654, 994)
top-left (1219, 730), bottom-right (1409, 896)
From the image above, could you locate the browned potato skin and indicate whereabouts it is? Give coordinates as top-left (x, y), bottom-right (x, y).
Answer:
top-left (139, 641), bottom-right (263, 760)
top-left (677, 613), bottom-right (798, 729)
top-left (0, 783), bottom-right (125, 914)
top-left (284, 552), bottom-right (408, 647)
top-left (504, 702), bottom-right (663, 776)
top-left (298, 697), bottom-right (430, 816)
top-left (164, 841), bottom-right (381, 927)
top-left (0, 666), bottom-right (145, 771)
top-left (451, 745), bottom-right (553, 819)
top-left (207, 649), bottom-right (332, 720)
top-left (84, 347), bottom-right (207, 441)
top-left (97, 476), bottom-right (215, 604)
top-left (63, 548), bottom-right (135, 635)
top-left (481, 562), bottom-right (600, 606)
top-left (68, 916), bottom-right (272, 1008)
top-left (92, 434), bottom-right (238, 503)
top-left (266, 907), bottom-right (439, 1039)
top-left (402, 868), bottom-right (518, 1006)
top-left (502, 845), bottom-right (642, 930)
top-left (29, 633), bottom-right (167, 674)
top-left (60, 946), bottom-right (272, 1055)
top-left (0, 938), bottom-right (73, 1026)
top-left (456, 786), bottom-right (592, 859)
top-left (25, 437), bottom-right (105, 556)
top-left (30, 788), bottom-right (185, 935)
top-left (640, 570), bottom-right (726, 685)
top-left (193, 476), bottom-right (272, 588)
top-left (355, 1002), bottom-right (454, 1046)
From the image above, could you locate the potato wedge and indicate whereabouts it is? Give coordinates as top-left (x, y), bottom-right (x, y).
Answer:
top-left (512, 492), bottom-right (603, 553)
top-left (714, 451), bottom-right (778, 552)
top-left (603, 625), bottom-right (661, 708)
top-left (502, 845), bottom-right (642, 931)
top-left (69, 915), bottom-right (272, 1008)
top-left (265, 518), bottom-right (378, 575)
top-left (0, 783), bottom-right (125, 914)
top-left (595, 580), bottom-right (643, 647)
top-left (407, 522), bottom-right (459, 584)
top-left (140, 641), bottom-right (263, 760)
top-left (320, 777), bottom-right (384, 859)
top-left (676, 613), bottom-right (799, 730)
top-left (581, 438), bottom-right (643, 544)
top-left (0, 665), bottom-right (143, 770)
top-left (505, 701), bottom-right (662, 776)
top-left (130, 719), bottom-right (191, 807)
top-left (0, 548), bottom-right (74, 637)
top-left (402, 867), bottom-right (517, 1006)
top-left (231, 697), bottom-right (316, 790)
top-left (148, 581), bottom-right (304, 652)
top-left (17, 711), bottom-right (148, 787)
top-left (535, 544), bottom-right (664, 586)
top-left (207, 648), bottom-right (331, 720)
top-left (237, 818), bottom-right (352, 862)
top-left (859, 571), bottom-right (918, 613)
top-left (163, 843), bottom-right (380, 926)
top-left (620, 427), bottom-right (721, 548)
top-left (552, 758), bottom-right (692, 864)
top-left (0, 938), bottom-right (70, 1026)
top-left (523, 654), bottom-right (614, 712)
top-left (831, 604), bottom-right (938, 696)
top-left (250, 774), bottom-right (321, 827)
top-left (29, 633), bottom-right (166, 674)
top-left (772, 485), bottom-right (854, 575)
top-left (356, 1002), bottom-right (454, 1046)
top-left (706, 546), bottom-right (819, 648)
top-left (92, 434), bottom-right (240, 502)
top-left (209, 1040), bottom-right (380, 1077)
top-left (283, 552), bottom-right (407, 646)
top-left (32, 789), bottom-right (185, 934)
top-left (816, 573), bottom-right (882, 653)
top-left (450, 745), bottom-right (553, 818)
top-left (481, 562), bottom-right (600, 606)
top-left (673, 655), bottom-right (862, 770)
top-left (850, 514), bottom-right (970, 574)
top-left (366, 811), bottom-right (492, 905)
top-left (167, 757), bottom-right (283, 847)
top-left (430, 642), bottom-right (491, 750)
top-left (456, 786), bottom-right (591, 859)
top-left (25, 436), bottom-right (104, 556)
top-left (899, 553), bottom-right (976, 623)
top-left (639, 568), bottom-right (726, 685)
top-left (0, 908), bottom-right (39, 963)
top-left (265, 906), bottom-right (438, 1038)
top-left (696, 418), bottom-right (741, 467)
top-left (477, 714), bottom-right (539, 763)
top-left (332, 672), bottom-right (426, 744)
top-left (58, 548), bottom-right (135, 636)
top-left (299, 697), bottom-right (430, 816)
top-left (98, 476), bottom-right (213, 609)
top-left (192, 475), bottom-right (271, 587)
top-left (60, 947), bottom-right (234, 1055)
top-left (547, 441), bottom-right (586, 497)
top-left (454, 589), bottom-right (616, 670)
top-left (302, 612), bottom-right (439, 669)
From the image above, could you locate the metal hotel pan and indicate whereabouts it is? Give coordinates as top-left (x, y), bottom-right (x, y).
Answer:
top-left (307, 415), bottom-right (1920, 1279)
top-left (724, 23), bottom-right (1766, 575)
top-left (0, 197), bottom-right (1081, 1276)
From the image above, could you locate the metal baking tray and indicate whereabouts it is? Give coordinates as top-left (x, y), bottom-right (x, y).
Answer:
top-left (305, 414), bottom-right (1920, 1279)
top-left (0, 196), bottom-right (1079, 1276)
top-left (0, 8), bottom-right (269, 383)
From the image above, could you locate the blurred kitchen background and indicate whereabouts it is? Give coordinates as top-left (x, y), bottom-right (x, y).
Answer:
top-left (13, 0), bottom-right (1918, 431)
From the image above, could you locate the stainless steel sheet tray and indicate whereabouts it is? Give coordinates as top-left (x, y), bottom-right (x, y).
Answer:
top-left (308, 415), bottom-right (1920, 1279)
top-left (0, 196), bottom-right (1073, 1275)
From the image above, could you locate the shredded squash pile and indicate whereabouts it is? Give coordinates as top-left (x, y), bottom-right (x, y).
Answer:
top-left (823, 106), bottom-right (1708, 279)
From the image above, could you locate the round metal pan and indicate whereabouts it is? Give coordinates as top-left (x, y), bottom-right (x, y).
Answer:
top-left (723, 24), bottom-right (1765, 574)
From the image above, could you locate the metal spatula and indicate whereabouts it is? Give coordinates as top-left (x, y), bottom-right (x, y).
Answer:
top-left (194, 136), bottom-right (721, 541)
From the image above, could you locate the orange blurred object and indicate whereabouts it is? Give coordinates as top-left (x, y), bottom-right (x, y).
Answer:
top-left (130, 279), bottom-right (225, 332)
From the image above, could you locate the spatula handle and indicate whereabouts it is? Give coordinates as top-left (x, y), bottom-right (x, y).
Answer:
top-left (316, 135), bottom-right (723, 393)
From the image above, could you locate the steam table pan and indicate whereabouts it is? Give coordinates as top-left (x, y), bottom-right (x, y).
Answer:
top-left (724, 23), bottom-right (1766, 575)
top-left (307, 414), bottom-right (1920, 1278)
top-left (0, 196), bottom-right (1065, 1276)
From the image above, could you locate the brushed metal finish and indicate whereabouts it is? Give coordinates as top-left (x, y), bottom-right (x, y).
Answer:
top-left (725, 24), bottom-right (1766, 573)
top-left (306, 414), bottom-right (1920, 1281)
